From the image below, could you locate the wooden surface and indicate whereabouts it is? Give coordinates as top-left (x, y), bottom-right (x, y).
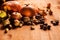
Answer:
top-left (0, 0), bottom-right (60, 40)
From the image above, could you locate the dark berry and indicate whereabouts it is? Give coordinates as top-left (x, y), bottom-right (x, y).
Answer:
top-left (4, 30), bottom-right (7, 33)
top-left (30, 27), bottom-right (35, 30)
top-left (51, 20), bottom-right (59, 26)
top-left (40, 24), bottom-right (43, 29)
top-left (47, 25), bottom-right (51, 30)
top-left (35, 14), bottom-right (41, 20)
top-left (34, 20), bottom-right (40, 25)
top-left (40, 20), bottom-right (44, 24)
top-left (55, 20), bottom-right (59, 25)
top-left (44, 23), bottom-right (48, 26)
top-left (49, 10), bottom-right (53, 15)
top-left (51, 21), bottom-right (53, 24)
top-left (53, 23), bottom-right (58, 26)
top-left (4, 28), bottom-right (9, 33)
top-left (43, 25), bottom-right (47, 30)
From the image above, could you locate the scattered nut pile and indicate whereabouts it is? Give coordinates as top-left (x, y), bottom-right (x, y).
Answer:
top-left (0, 1), bottom-right (59, 33)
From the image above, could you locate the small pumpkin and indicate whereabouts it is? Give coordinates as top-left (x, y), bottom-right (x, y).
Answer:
top-left (20, 7), bottom-right (35, 17)
top-left (2, 1), bottom-right (22, 12)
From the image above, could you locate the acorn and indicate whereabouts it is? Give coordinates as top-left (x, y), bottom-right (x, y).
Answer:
top-left (30, 27), bottom-right (35, 30)
top-left (23, 17), bottom-right (30, 22)
top-left (8, 24), bottom-right (12, 29)
top-left (4, 28), bottom-right (9, 33)
top-left (11, 12), bottom-right (22, 20)
top-left (14, 19), bottom-right (20, 27)
top-left (19, 21), bottom-right (24, 27)
top-left (19, 23), bottom-right (23, 28)
top-left (3, 18), bottom-right (10, 26)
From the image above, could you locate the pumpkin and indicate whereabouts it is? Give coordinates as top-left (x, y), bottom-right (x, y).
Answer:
top-left (20, 7), bottom-right (35, 17)
top-left (2, 1), bottom-right (22, 12)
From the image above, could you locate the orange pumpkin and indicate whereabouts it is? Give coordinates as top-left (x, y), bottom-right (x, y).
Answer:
top-left (20, 7), bottom-right (35, 17)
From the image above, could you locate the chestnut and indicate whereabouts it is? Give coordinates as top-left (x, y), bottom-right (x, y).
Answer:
top-left (4, 28), bottom-right (9, 33)
top-left (19, 23), bottom-right (23, 28)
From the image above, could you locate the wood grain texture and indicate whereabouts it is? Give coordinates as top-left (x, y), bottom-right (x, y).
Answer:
top-left (0, 0), bottom-right (60, 40)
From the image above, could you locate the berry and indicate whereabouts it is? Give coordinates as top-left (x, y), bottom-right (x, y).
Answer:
top-left (47, 25), bottom-right (51, 30)
top-left (40, 24), bottom-right (43, 29)
top-left (30, 27), bottom-right (35, 30)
